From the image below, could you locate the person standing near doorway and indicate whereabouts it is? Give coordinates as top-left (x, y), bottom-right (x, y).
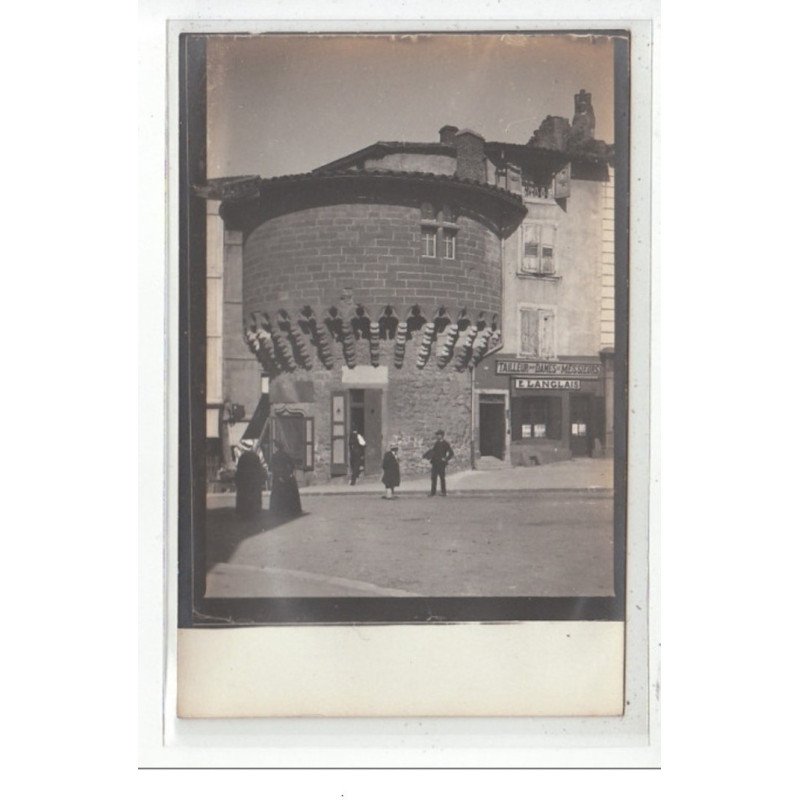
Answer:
top-left (234, 443), bottom-right (267, 518)
top-left (269, 440), bottom-right (302, 517)
top-left (349, 429), bottom-right (366, 485)
top-left (381, 444), bottom-right (401, 500)
top-left (424, 429), bottom-right (454, 497)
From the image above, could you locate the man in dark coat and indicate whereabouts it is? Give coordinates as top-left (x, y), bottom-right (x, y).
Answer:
top-left (381, 444), bottom-right (401, 499)
top-left (425, 429), bottom-right (454, 497)
top-left (349, 429), bottom-right (366, 485)
top-left (234, 447), bottom-right (266, 518)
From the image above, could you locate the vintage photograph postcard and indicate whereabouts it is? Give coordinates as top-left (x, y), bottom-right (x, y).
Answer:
top-left (174, 29), bottom-right (642, 719)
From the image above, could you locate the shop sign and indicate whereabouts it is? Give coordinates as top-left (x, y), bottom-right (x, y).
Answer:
top-left (498, 360), bottom-right (601, 378)
top-left (515, 378), bottom-right (581, 390)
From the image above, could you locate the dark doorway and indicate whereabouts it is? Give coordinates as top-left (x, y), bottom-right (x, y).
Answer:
top-left (349, 388), bottom-right (382, 475)
top-left (479, 394), bottom-right (506, 459)
top-left (570, 394), bottom-right (593, 456)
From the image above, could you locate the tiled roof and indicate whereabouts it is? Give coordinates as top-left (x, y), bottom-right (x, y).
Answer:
top-left (258, 168), bottom-right (526, 207)
top-left (312, 141), bottom-right (455, 172)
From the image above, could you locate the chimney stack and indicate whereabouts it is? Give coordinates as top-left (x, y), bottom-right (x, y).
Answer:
top-left (439, 125), bottom-right (458, 146)
top-left (454, 129), bottom-right (486, 182)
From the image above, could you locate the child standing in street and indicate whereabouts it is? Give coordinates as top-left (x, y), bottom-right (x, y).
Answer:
top-left (381, 444), bottom-right (401, 499)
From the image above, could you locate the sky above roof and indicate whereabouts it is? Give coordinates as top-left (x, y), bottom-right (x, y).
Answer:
top-left (207, 33), bottom-right (616, 179)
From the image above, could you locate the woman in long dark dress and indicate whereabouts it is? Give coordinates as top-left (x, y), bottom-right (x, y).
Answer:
top-left (235, 448), bottom-right (266, 518)
top-left (269, 441), bottom-right (303, 516)
top-left (381, 445), bottom-right (401, 499)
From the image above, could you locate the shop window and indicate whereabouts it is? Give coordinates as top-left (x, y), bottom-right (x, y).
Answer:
top-left (521, 223), bottom-right (557, 275)
top-left (531, 396), bottom-right (561, 439)
top-left (271, 414), bottom-right (314, 471)
top-left (421, 226), bottom-right (437, 258)
top-left (517, 396), bottom-right (562, 440)
top-left (519, 307), bottom-right (555, 358)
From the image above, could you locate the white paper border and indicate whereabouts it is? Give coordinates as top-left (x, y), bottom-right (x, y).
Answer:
top-left (139, 0), bottom-right (659, 767)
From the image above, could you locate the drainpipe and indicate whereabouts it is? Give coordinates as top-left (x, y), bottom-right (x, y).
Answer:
top-left (469, 365), bottom-right (475, 470)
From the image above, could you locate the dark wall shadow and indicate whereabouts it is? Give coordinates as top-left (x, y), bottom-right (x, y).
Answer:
top-left (205, 508), bottom-right (309, 570)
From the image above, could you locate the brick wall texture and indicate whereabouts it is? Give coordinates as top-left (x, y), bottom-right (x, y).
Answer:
top-left (242, 202), bottom-right (502, 322)
top-left (268, 337), bottom-right (473, 483)
top-left (242, 200), bottom-right (501, 482)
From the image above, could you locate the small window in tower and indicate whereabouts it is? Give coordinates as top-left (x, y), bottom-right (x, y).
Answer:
top-left (443, 230), bottom-right (456, 259)
top-left (422, 226), bottom-right (437, 258)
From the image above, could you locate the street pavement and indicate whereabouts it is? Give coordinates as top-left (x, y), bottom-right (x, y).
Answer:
top-left (206, 457), bottom-right (613, 508)
top-left (205, 460), bottom-right (615, 598)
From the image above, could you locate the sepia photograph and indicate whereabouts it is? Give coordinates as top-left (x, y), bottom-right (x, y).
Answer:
top-left (178, 31), bottom-right (629, 629)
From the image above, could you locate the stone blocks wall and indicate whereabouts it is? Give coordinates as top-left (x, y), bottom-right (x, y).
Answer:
top-left (242, 202), bottom-right (502, 323)
top-left (267, 335), bottom-right (472, 485)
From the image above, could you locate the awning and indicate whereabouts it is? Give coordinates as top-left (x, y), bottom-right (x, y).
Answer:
top-left (241, 394), bottom-right (271, 441)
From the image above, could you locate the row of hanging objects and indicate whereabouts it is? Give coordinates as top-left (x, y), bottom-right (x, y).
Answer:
top-left (394, 321), bottom-right (408, 368)
top-left (243, 313), bottom-right (278, 372)
top-left (280, 310), bottom-right (314, 371)
top-left (369, 321), bottom-right (381, 367)
top-left (415, 321), bottom-right (436, 369)
top-left (298, 306), bottom-right (334, 371)
top-left (454, 324), bottom-right (479, 371)
top-left (471, 328), bottom-right (494, 365)
top-left (436, 322), bottom-right (460, 368)
top-left (341, 318), bottom-right (357, 369)
top-left (245, 306), bottom-right (499, 373)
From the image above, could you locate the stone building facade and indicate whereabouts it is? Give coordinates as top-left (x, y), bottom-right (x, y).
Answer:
top-left (474, 90), bottom-right (616, 465)
top-left (200, 89), bottom-right (615, 483)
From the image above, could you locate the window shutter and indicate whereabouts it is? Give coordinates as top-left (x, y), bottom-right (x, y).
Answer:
top-left (554, 163), bottom-right (571, 199)
top-left (540, 226), bottom-right (556, 274)
top-left (304, 417), bottom-right (315, 471)
top-left (539, 310), bottom-right (555, 358)
top-left (330, 392), bottom-right (348, 477)
top-left (522, 224), bottom-right (539, 272)
top-left (520, 308), bottom-right (539, 355)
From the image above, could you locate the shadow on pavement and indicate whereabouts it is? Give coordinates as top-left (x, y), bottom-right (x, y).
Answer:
top-left (205, 507), bottom-right (309, 570)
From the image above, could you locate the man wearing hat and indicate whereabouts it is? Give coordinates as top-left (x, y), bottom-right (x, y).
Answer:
top-left (381, 443), bottom-right (401, 500)
top-left (424, 430), bottom-right (455, 497)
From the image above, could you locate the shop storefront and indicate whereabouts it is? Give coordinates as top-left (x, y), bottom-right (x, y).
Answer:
top-left (475, 355), bottom-right (611, 465)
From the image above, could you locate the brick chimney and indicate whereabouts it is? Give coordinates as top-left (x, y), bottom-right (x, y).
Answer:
top-left (439, 125), bottom-right (458, 145)
top-left (454, 129), bottom-right (486, 182)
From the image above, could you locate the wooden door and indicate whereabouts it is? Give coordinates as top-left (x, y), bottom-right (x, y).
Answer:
top-left (569, 394), bottom-right (592, 456)
top-left (330, 391), bottom-right (348, 476)
top-left (479, 395), bottom-right (506, 458)
top-left (362, 389), bottom-right (382, 475)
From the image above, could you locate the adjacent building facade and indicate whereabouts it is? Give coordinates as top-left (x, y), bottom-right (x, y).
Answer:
top-left (200, 90), bottom-right (615, 484)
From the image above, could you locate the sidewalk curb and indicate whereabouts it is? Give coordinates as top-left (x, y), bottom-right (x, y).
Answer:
top-left (208, 487), bottom-right (613, 499)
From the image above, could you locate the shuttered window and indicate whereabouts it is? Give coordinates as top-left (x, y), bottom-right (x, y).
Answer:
top-left (519, 307), bottom-right (555, 358)
top-left (521, 223), bottom-right (557, 275)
